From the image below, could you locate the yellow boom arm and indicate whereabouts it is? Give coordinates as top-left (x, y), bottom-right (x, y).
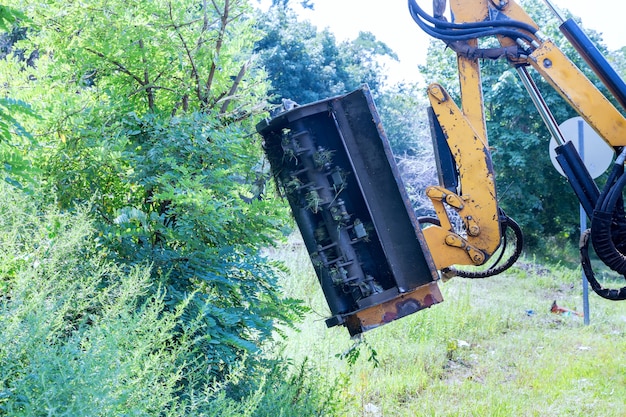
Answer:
top-left (413, 0), bottom-right (626, 277)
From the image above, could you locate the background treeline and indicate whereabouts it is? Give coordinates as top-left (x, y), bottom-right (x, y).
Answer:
top-left (1, 0), bottom-right (624, 414)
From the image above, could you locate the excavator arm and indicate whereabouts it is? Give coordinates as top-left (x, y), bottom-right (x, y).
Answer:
top-left (410, 0), bottom-right (626, 298)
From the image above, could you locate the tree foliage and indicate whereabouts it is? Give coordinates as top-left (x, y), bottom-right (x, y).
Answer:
top-left (0, 182), bottom-right (344, 416)
top-left (254, 4), bottom-right (397, 104)
top-left (2, 0), bottom-right (300, 387)
top-left (376, 82), bottom-right (431, 156)
top-left (17, 0), bottom-right (268, 116)
top-left (0, 7), bottom-right (39, 188)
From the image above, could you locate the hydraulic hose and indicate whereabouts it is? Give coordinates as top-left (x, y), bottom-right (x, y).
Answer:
top-left (581, 148), bottom-right (626, 300)
top-left (408, 0), bottom-right (538, 34)
top-left (409, 14), bottom-right (535, 45)
top-left (580, 230), bottom-right (626, 300)
top-left (446, 214), bottom-right (524, 279)
top-left (419, 211), bottom-right (524, 279)
top-left (407, 0), bottom-right (537, 46)
top-left (591, 152), bottom-right (626, 275)
top-left (591, 206), bottom-right (625, 275)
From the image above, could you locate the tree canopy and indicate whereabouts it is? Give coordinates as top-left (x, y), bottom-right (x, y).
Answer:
top-left (254, 4), bottom-right (397, 105)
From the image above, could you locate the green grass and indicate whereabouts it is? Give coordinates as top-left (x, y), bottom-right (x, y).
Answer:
top-left (269, 232), bottom-right (626, 417)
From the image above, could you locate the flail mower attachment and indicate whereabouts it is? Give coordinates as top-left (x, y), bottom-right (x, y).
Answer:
top-left (256, 86), bottom-right (442, 336)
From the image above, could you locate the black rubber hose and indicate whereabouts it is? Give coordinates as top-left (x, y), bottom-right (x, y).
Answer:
top-left (591, 171), bottom-right (626, 274)
top-left (418, 213), bottom-right (524, 279)
top-left (409, 11), bottom-right (535, 44)
top-left (407, 0), bottom-right (538, 34)
top-left (447, 215), bottom-right (524, 279)
top-left (580, 229), bottom-right (626, 300)
top-left (595, 159), bottom-right (623, 213)
top-left (407, 0), bottom-right (536, 44)
top-left (418, 216), bottom-right (441, 226)
top-left (595, 155), bottom-right (626, 251)
top-left (583, 149), bottom-right (626, 300)
top-left (611, 195), bottom-right (626, 254)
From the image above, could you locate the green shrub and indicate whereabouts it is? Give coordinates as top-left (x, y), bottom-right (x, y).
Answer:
top-left (3, 0), bottom-right (301, 388)
top-left (0, 183), bottom-right (342, 416)
top-left (0, 186), bottom-right (177, 414)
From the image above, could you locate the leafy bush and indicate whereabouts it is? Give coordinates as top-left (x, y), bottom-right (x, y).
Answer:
top-left (0, 183), bottom-right (342, 416)
top-left (0, 184), bottom-right (184, 415)
top-left (87, 111), bottom-right (300, 381)
top-left (2, 0), bottom-right (306, 386)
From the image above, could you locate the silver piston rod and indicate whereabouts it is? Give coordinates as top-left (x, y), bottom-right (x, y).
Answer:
top-left (516, 65), bottom-right (566, 146)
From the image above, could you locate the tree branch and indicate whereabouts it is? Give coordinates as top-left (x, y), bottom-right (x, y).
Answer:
top-left (205, 0), bottom-right (230, 105)
top-left (85, 47), bottom-right (145, 86)
top-left (163, 16), bottom-right (203, 30)
top-left (169, 1), bottom-right (202, 107)
top-left (220, 59), bottom-right (250, 114)
top-left (128, 84), bottom-right (177, 98)
top-left (137, 39), bottom-right (155, 111)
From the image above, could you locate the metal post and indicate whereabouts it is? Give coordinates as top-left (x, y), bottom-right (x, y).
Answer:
top-left (578, 120), bottom-right (590, 325)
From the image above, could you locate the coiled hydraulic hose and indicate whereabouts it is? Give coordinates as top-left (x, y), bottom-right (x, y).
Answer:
top-left (580, 148), bottom-right (626, 300)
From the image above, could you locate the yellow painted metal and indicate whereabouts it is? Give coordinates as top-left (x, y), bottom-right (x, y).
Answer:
top-left (423, 83), bottom-right (501, 270)
top-left (527, 41), bottom-right (626, 146)
top-left (450, 0), bottom-right (626, 146)
top-left (449, 0), bottom-right (488, 24)
top-left (489, 0), bottom-right (538, 36)
top-left (448, 0), bottom-right (488, 141)
top-left (345, 282), bottom-right (443, 336)
top-left (423, 185), bottom-right (478, 268)
top-left (422, 0), bottom-right (626, 273)
top-left (458, 42), bottom-right (488, 144)
top-left (422, 224), bottom-right (479, 268)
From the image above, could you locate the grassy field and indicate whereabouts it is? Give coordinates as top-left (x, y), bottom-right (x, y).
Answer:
top-left (269, 233), bottom-right (626, 417)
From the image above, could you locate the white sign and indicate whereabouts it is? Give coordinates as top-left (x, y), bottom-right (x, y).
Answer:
top-left (549, 117), bottom-right (614, 179)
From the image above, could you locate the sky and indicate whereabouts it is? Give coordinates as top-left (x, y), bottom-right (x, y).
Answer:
top-left (280, 0), bottom-right (625, 85)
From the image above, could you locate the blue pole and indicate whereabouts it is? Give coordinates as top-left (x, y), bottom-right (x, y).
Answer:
top-left (578, 120), bottom-right (590, 325)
